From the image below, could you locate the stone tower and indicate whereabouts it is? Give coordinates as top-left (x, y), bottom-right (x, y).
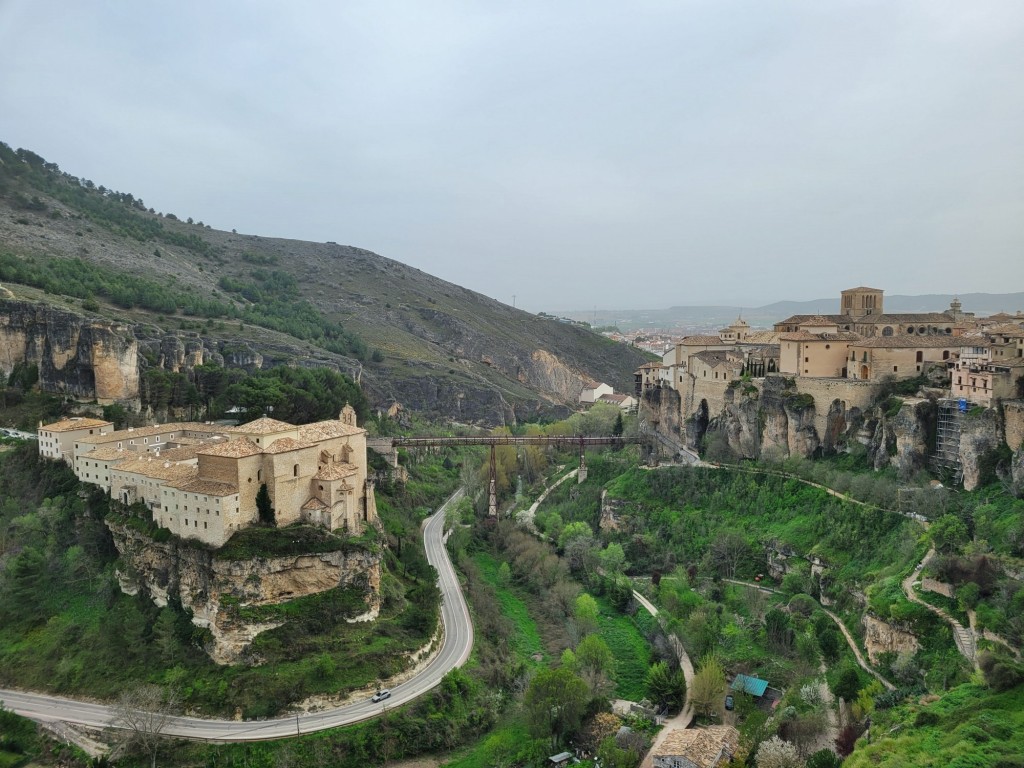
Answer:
top-left (840, 286), bottom-right (884, 318)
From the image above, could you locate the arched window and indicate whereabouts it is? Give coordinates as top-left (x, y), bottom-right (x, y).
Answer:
top-left (882, 326), bottom-right (893, 336)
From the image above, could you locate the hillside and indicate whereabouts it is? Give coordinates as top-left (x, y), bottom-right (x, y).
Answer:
top-left (0, 143), bottom-right (650, 424)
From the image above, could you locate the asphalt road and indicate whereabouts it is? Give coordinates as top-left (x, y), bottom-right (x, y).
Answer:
top-left (0, 489), bottom-right (473, 742)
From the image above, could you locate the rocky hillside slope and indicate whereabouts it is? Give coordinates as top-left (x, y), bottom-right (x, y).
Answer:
top-left (0, 143), bottom-right (650, 424)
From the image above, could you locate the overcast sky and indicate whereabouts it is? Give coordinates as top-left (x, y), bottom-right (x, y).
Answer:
top-left (2, 1), bottom-right (1022, 312)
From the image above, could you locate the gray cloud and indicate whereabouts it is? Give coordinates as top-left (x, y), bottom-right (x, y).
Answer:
top-left (1, 0), bottom-right (1022, 311)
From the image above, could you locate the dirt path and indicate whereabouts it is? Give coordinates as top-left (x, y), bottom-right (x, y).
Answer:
top-left (722, 578), bottom-right (895, 690)
top-left (516, 466), bottom-right (577, 529)
top-left (632, 590), bottom-right (695, 768)
top-left (902, 548), bottom-right (978, 669)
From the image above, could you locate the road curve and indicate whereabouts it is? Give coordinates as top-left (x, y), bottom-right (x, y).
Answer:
top-left (0, 490), bottom-right (473, 742)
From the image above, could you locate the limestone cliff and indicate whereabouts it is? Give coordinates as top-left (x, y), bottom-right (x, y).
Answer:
top-left (108, 520), bottom-right (382, 665)
top-left (0, 298), bottom-right (138, 403)
top-left (862, 614), bottom-right (920, 665)
top-left (959, 408), bottom-right (1004, 491)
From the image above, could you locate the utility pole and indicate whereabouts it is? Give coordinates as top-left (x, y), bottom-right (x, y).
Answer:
top-left (512, 294), bottom-right (516, 309)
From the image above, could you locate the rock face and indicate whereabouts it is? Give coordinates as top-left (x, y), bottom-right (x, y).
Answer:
top-left (0, 298), bottom-right (138, 403)
top-left (959, 409), bottom-right (1003, 491)
top-left (109, 521), bottom-right (382, 665)
top-left (862, 614), bottom-right (920, 665)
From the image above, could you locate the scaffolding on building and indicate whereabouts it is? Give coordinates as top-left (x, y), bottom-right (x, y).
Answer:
top-left (932, 398), bottom-right (967, 485)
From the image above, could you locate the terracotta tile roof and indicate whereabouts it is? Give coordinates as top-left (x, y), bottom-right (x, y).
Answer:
top-left (298, 420), bottom-right (365, 441)
top-left (263, 436), bottom-right (313, 454)
top-left (985, 323), bottom-right (1024, 336)
top-left (681, 335), bottom-right (728, 346)
top-left (79, 445), bottom-right (131, 461)
top-left (113, 459), bottom-right (198, 482)
top-left (166, 476), bottom-right (239, 495)
top-left (314, 463), bottom-right (358, 481)
top-left (598, 393), bottom-right (629, 403)
top-left (301, 497), bottom-right (329, 511)
top-left (40, 417), bottom-right (113, 433)
top-left (855, 335), bottom-right (958, 349)
top-left (842, 286), bottom-right (884, 292)
top-left (75, 423), bottom-right (198, 445)
top-left (741, 331), bottom-right (780, 344)
top-left (776, 314), bottom-right (849, 326)
top-left (866, 313), bottom-right (954, 324)
top-left (799, 315), bottom-right (836, 327)
top-left (197, 438), bottom-right (262, 458)
top-left (779, 331), bottom-right (823, 341)
top-left (652, 725), bottom-right (739, 767)
top-left (150, 446), bottom-right (201, 462)
top-left (638, 362), bottom-right (663, 369)
top-left (232, 416), bottom-right (298, 435)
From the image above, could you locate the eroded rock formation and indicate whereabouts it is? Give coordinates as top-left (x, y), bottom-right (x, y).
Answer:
top-left (109, 520), bottom-right (382, 665)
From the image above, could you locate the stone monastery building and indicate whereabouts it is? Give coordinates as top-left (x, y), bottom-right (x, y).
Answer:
top-left (38, 406), bottom-right (377, 548)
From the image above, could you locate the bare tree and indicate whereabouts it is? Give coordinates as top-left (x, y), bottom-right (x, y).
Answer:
top-left (112, 684), bottom-right (178, 768)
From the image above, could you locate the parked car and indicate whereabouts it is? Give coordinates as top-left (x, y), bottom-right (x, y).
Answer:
top-left (724, 695), bottom-right (735, 711)
top-left (371, 689), bottom-right (391, 703)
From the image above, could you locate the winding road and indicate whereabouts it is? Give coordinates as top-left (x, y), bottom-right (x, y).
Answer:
top-left (0, 490), bottom-right (474, 742)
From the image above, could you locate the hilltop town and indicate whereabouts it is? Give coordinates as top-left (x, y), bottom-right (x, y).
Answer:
top-left (633, 286), bottom-right (1024, 487)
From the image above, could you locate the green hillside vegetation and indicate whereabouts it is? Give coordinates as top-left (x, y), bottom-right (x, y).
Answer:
top-left (0, 141), bottom-right (652, 421)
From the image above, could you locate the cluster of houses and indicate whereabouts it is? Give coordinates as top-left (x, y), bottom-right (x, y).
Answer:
top-left (579, 379), bottom-right (637, 411)
top-left (37, 406), bottom-right (377, 548)
top-left (636, 286), bottom-right (1024, 410)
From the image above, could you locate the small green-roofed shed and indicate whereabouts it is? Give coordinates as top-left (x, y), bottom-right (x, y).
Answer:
top-left (731, 674), bottom-right (769, 697)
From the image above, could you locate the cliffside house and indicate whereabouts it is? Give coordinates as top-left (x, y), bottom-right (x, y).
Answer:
top-left (846, 335), bottom-right (957, 381)
top-left (597, 392), bottom-right (637, 411)
top-left (778, 317), bottom-right (860, 378)
top-left (651, 725), bottom-right (739, 768)
top-left (580, 380), bottom-right (614, 404)
top-left (39, 406), bottom-right (377, 547)
top-left (37, 417), bottom-right (114, 463)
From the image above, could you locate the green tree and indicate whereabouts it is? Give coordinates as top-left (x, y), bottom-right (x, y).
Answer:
top-left (689, 654), bottom-right (727, 719)
top-left (523, 667), bottom-right (590, 750)
top-left (256, 483), bottom-right (275, 525)
top-left (612, 412), bottom-right (624, 436)
top-left (930, 514), bottom-right (968, 554)
top-left (573, 634), bottom-right (616, 696)
top-left (574, 593), bottom-right (600, 637)
top-left (646, 660), bottom-right (686, 713)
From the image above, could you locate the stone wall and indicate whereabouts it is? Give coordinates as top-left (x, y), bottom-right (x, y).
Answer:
top-left (921, 577), bottom-right (954, 599)
top-left (792, 377), bottom-right (881, 437)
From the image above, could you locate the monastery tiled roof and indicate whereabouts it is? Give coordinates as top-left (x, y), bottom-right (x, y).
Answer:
top-left (76, 423), bottom-right (208, 445)
top-left (301, 497), bottom-right (329, 511)
top-left (262, 437), bottom-right (313, 454)
top-left (298, 420), bottom-right (365, 441)
top-left (652, 725), bottom-right (739, 766)
top-left (740, 331), bottom-right (780, 344)
top-left (780, 331), bottom-right (860, 342)
top-left (167, 477), bottom-right (239, 496)
top-left (112, 458), bottom-right (198, 482)
top-left (314, 463), bottom-right (358, 481)
top-left (148, 446), bottom-right (200, 462)
top-left (79, 445), bottom-right (130, 461)
top-left (197, 438), bottom-right (262, 458)
top-left (855, 335), bottom-right (959, 349)
top-left (41, 417), bottom-right (113, 433)
top-left (232, 417), bottom-right (298, 435)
